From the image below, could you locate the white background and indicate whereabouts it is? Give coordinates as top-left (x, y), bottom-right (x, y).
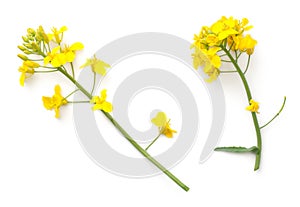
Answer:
top-left (0, 0), bottom-right (299, 206)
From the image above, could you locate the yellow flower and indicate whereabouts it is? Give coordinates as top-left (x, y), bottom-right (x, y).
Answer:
top-left (192, 46), bottom-right (221, 82)
top-left (44, 46), bottom-right (67, 67)
top-left (42, 85), bottom-right (68, 118)
top-left (246, 99), bottom-right (259, 113)
top-left (151, 112), bottom-right (177, 138)
top-left (18, 61), bottom-right (39, 86)
top-left (62, 42), bottom-right (84, 63)
top-left (236, 34), bottom-right (257, 55)
top-left (90, 89), bottom-right (113, 112)
top-left (80, 55), bottom-right (110, 76)
top-left (48, 26), bottom-right (67, 44)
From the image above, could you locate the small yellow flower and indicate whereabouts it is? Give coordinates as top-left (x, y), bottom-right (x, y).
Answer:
top-left (42, 85), bottom-right (68, 118)
top-left (44, 46), bottom-right (67, 67)
top-left (80, 55), bottom-right (110, 76)
top-left (48, 26), bottom-right (67, 44)
top-left (151, 112), bottom-right (177, 138)
top-left (246, 99), bottom-right (260, 113)
top-left (62, 42), bottom-right (84, 63)
top-left (18, 61), bottom-right (40, 86)
top-left (90, 89), bottom-right (113, 112)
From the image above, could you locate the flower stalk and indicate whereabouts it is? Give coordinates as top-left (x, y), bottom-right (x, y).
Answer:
top-left (220, 45), bottom-right (262, 170)
top-left (57, 66), bottom-right (190, 191)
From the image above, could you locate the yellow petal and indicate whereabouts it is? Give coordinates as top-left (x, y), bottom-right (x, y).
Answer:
top-left (100, 89), bottom-right (107, 100)
top-left (19, 73), bottom-right (25, 86)
top-left (42, 96), bottom-right (53, 109)
top-left (59, 26), bottom-right (68, 33)
top-left (54, 85), bottom-right (61, 95)
top-left (80, 59), bottom-right (92, 69)
top-left (65, 51), bottom-right (75, 62)
top-left (52, 46), bottom-right (61, 54)
top-left (151, 112), bottom-right (167, 127)
top-left (69, 42), bottom-right (84, 51)
top-left (93, 60), bottom-right (110, 75)
top-left (101, 101), bottom-right (113, 112)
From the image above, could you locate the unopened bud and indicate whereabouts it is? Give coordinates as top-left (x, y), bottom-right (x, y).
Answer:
top-left (17, 54), bottom-right (28, 61)
top-left (22, 36), bottom-right (29, 43)
top-left (18, 45), bottom-right (26, 51)
top-left (27, 28), bottom-right (36, 35)
top-left (24, 50), bottom-right (32, 55)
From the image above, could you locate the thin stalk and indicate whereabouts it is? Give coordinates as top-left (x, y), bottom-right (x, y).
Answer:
top-left (260, 96), bottom-right (286, 129)
top-left (56, 67), bottom-right (189, 191)
top-left (145, 133), bottom-right (162, 151)
top-left (221, 45), bottom-right (262, 171)
top-left (220, 70), bottom-right (237, 73)
top-left (68, 101), bottom-right (90, 103)
top-left (243, 55), bottom-right (251, 74)
top-left (35, 70), bottom-right (58, 73)
top-left (70, 62), bottom-right (75, 78)
top-left (91, 71), bottom-right (96, 95)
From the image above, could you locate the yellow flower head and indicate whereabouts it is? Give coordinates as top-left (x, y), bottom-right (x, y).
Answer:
top-left (62, 42), bottom-right (84, 63)
top-left (192, 46), bottom-right (221, 82)
top-left (246, 99), bottom-right (259, 113)
top-left (44, 46), bottom-right (67, 67)
top-left (151, 112), bottom-right (177, 138)
top-left (18, 61), bottom-right (40, 86)
top-left (80, 55), bottom-right (110, 76)
top-left (90, 89), bottom-right (113, 112)
top-left (42, 85), bottom-right (68, 118)
top-left (48, 26), bottom-right (67, 44)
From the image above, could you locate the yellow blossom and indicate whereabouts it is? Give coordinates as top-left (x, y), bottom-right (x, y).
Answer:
top-left (192, 46), bottom-right (221, 82)
top-left (42, 85), bottom-right (68, 118)
top-left (18, 61), bottom-right (40, 86)
top-left (62, 42), bottom-right (84, 63)
top-left (44, 46), bottom-right (67, 67)
top-left (151, 112), bottom-right (177, 138)
top-left (90, 89), bottom-right (113, 112)
top-left (80, 55), bottom-right (110, 76)
top-left (246, 99), bottom-right (259, 113)
top-left (48, 26), bottom-right (67, 44)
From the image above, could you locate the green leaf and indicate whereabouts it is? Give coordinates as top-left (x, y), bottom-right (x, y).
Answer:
top-left (214, 146), bottom-right (260, 154)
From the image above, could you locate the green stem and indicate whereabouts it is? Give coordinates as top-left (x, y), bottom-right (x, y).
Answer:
top-left (260, 96), bottom-right (286, 129)
top-left (35, 70), bottom-right (58, 73)
top-left (57, 67), bottom-right (189, 191)
top-left (145, 133), bottom-right (162, 151)
top-left (221, 45), bottom-right (262, 171)
top-left (220, 70), bottom-right (237, 73)
top-left (68, 101), bottom-right (90, 103)
top-left (243, 55), bottom-right (251, 74)
top-left (70, 62), bottom-right (75, 78)
top-left (91, 71), bottom-right (96, 95)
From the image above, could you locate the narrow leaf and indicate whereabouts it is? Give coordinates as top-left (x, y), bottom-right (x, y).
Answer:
top-left (214, 146), bottom-right (259, 154)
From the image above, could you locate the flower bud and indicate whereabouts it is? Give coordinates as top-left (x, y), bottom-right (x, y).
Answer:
top-left (24, 50), bottom-right (32, 55)
top-left (27, 28), bottom-right (36, 35)
top-left (17, 54), bottom-right (28, 61)
top-left (18, 45), bottom-right (26, 51)
top-left (22, 36), bottom-right (29, 43)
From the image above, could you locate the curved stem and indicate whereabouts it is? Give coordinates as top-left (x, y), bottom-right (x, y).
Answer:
top-left (221, 45), bottom-right (262, 171)
top-left (243, 55), bottom-right (251, 74)
top-left (260, 96), bottom-right (286, 129)
top-left (91, 71), bottom-right (96, 95)
top-left (56, 67), bottom-right (189, 191)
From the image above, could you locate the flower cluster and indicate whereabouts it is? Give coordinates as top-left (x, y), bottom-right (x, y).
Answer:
top-left (17, 26), bottom-right (112, 118)
top-left (192, 16), bottom-right (257, 82)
